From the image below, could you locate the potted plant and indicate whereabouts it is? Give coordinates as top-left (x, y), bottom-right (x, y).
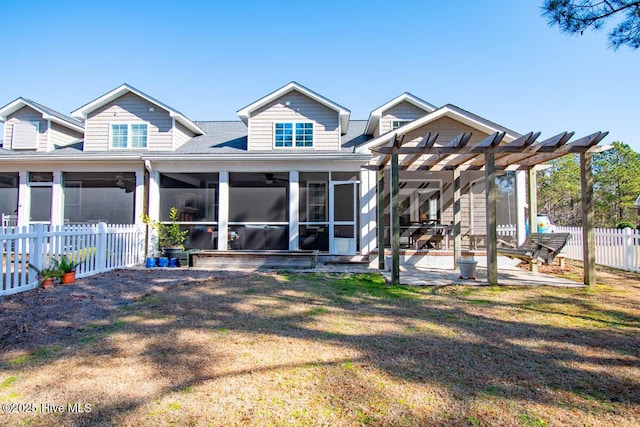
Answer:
top-left (53, 254), bottom-right (81, 284)
top-left (142, 207), bottom-right (187, 260)
top-left (29, 264), bottom-right (62, 289)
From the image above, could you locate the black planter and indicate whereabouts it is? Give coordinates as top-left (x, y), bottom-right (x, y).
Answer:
top-left (162, 247), bottom-right (183, 266)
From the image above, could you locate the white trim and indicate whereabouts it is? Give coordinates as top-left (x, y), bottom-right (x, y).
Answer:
top-left (46, 119), bottom-right (51, 152)
top-left (0, 98), bottom-right (84, 134)
top-left (358, 105), bottom-right (520, 153)
top-left (171, 117), bottom-right (176, 150)
top-left (71, 84), bottom-right (204, 135)
top-left (391, 120), bottom-right (411, 130)
top-left (237, 82), bottom-right (350, 134)
top-left (364, 92), bottom-right (437, 135)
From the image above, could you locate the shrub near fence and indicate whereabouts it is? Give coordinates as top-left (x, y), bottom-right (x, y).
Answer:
top-left (0, 223), bottom-right (145, 296)
top-left (556, 226), bottom-right (640, 273)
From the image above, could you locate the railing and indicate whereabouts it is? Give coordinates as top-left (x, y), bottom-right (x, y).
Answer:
top-left (556, 226), bottom-right (640, 273)
top-left (497, 224), bottom-right (517, 243)
top-left (1, 223), bottom-right (145, 296)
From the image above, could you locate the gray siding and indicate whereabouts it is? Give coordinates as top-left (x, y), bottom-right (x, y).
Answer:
top-left (400, 116), bottom-right (490, 148)
top-left (173, 120), bottom-right (195, 149)
top-left (84, 92), bottom-right (173, 151)
top-left (379, 101), bottom-right (428, 135)
top-left (50, 122), bottom-right (83, 148)
top-left (248, 90), bottom-right (340, 151)
top-left (4, 106), bottom-right (48, 151)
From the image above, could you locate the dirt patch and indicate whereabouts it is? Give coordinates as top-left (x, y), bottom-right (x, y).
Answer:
top-left (0, 268), bottom-right (241, 359)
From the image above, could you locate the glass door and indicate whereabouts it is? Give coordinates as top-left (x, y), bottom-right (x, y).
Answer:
top-left (329, 181), bottom-right (357, 255)
top-left (28, 172), bottom-right (53, 225)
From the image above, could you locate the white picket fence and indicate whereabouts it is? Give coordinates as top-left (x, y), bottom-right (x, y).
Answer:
top-left (1, 223), bottom-right (145, 296)
top-left (556, 226), bottom-right (640, 272)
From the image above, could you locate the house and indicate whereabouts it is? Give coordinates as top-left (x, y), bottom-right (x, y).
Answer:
top-left (1, 81), bottom-right (596, 267)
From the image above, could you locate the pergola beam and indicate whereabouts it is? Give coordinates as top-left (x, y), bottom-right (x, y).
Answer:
top-left (377, 135), bottom-right (404, 167)
top-left (400, 132), bottom-right (438, 169)
top-left (495, 132), bottom-right (573, 167)
top-left (419, 133), bottom-right (471, 169)
top-left (517, 132), bottom-right (608, 167)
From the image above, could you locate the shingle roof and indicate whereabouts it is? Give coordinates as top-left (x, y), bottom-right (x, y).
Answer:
top-left (25, 98), bottom-right (84, 129)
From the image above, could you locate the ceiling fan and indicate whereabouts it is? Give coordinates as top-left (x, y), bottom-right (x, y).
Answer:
top-left (264, 173), bottom-right (287, 184)
top-left (116, 175), bottom-right (135, 193)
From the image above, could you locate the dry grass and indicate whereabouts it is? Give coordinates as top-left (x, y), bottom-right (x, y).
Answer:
top-left (1, 267), bottom-right (639, 426)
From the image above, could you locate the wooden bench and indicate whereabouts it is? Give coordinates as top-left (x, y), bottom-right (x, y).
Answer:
top-left (497, 233), bottom-right (571, 266)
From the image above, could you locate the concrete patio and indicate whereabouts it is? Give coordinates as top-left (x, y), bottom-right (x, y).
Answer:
top-left (377, 265), bottom-right (584, 287)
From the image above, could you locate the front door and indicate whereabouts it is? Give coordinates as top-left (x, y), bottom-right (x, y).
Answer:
top-left (329, 181), bottom-right (357, 255)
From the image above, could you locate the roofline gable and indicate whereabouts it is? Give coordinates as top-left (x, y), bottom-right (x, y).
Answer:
top-left (236, 81), bottom-right (351, 134)
top-left (356, 104), bottom-right (521, 153)
top-left (71, 84), bottom-right (205, 135)
top-left (364, 92), bottom-right (437, 135)
top-left (0, 97), bottom-right (85, 133)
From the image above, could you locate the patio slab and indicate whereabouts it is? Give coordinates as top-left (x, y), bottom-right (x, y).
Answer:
top-left (379, 265), bottom-right (584, 287)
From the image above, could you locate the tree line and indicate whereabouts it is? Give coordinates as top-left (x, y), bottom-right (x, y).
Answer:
top-left (537, 141), bottom-right (640, 228)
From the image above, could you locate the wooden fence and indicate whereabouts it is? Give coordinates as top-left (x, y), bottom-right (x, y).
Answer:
top-left (556, 226), bottom-right (640, 273)
top-left (1, 223), bottom-right (145, 296)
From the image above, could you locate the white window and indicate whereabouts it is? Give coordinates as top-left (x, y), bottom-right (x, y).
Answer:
top-left (274, 122), bottom-right (313, 148)
top-left (110, 123), bottom-right (148, 149)
top-left (11, 121), bottom-right (40, 149)
top-left (392, 120), bottom-right (411, 130)
top-left (307, 181), bottom-right (327, 222)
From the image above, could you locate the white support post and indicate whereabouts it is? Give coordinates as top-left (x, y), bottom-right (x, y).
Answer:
top-left (51, 170), bottom-right (63, 226)
top-left (146, 171), bottom-right (160, 254)
top-left (134, 169), bottom-right (145, 227)
top-left (515, 170), bottom-right (527, 245)
top-left (17, 170), bottom-right (29, 227)
top-left (289, 171), bottom-right (299, 250)
top-left (148, 171), bottom-right (160, 221)
top-left (359, 168), bottom-right (377, 255)
top-left (218, 171), bottom-right (229, 250)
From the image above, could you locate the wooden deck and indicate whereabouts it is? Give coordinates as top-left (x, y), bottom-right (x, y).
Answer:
top-left (190, 250), bottom-right (319, 269)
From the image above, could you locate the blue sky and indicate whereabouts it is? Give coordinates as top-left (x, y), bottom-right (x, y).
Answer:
top-left (1, 0), bottom-right (638, 151)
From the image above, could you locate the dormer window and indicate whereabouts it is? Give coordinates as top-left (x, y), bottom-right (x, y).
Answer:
top-left (274, 122), bottom-right (313, 148)
top-left (392, 120), bottom-right (411, 130)
top-left (110, 123), bottom-right (148, 149)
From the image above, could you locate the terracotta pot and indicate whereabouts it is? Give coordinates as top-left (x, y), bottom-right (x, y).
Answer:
top-left (41, 278), bottom-right (55, 289)
top-left (61, 271), bottom-right (76, 284)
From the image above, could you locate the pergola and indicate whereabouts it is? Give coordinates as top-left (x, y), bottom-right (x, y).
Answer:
top-left (370, 129), bottom-right (609, 286)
